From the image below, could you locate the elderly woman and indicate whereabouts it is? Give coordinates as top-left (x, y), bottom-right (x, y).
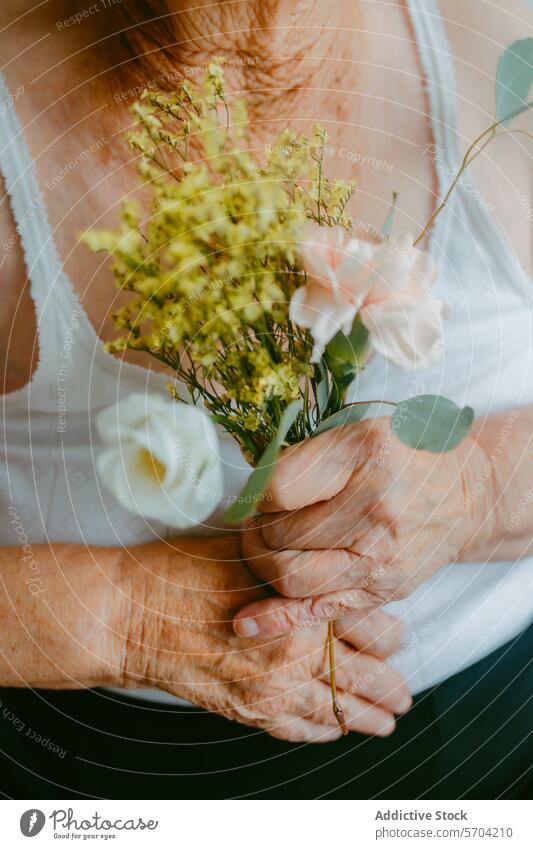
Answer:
top-left (0, 0), bottom-right (531, 799)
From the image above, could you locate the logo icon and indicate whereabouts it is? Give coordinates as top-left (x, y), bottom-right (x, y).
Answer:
top-left (20, 810), bottom-right (46, 837)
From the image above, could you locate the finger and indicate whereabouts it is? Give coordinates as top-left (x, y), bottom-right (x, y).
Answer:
top-left (323, 642), bottom-right (412, 714)
top-left (259, 423), bottom-right (371, 513)
top-left (309, 683), bottom-right (397, 737)
top-left (234, 596), bottom-right (321, 638)
top-left (251, 489), bottom-right (375, 551)
top-left (242, 523), bottom-right (373, 596)
top-left (334, 610), bottom-right (405, 660)
top-left (234, 589), bottom-right (380, 639)
top-left (266, 718), bottom-right (343, 744)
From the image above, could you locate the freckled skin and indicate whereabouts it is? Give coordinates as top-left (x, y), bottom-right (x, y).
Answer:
top-left (236, 411), bottom-right (533, 637)
top-left (0, 0), bottom-right (433, 739)
top-left (0, 535), bottom-right (408, 742)
top-left (1, 0), bottom-right (531, 739)
top-left (123, 536), bottom-right (411, 740)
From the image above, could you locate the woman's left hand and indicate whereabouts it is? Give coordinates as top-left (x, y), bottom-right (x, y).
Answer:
top-left (234, 416), bottom-right (491, 638)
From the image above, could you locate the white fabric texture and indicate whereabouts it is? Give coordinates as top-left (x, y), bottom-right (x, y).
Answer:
top-left (0, 0), bottom-right (532, 703)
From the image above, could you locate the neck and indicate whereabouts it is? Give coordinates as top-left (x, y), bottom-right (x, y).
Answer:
top-left (171, 1), bottom-right (354, 128)
top-left (121, 1), bottom-right (353, 116)
top-left (169, 0), bottom-right (335, 61)
top-left (1, 0), bottom-right (362, 159)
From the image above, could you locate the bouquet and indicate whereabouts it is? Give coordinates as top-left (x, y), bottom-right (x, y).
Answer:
top-left (84, 46), bottom-right (532, 730)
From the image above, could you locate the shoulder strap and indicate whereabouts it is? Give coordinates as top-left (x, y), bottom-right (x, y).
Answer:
top-left (406, 1), bottom-right (462, 164)
top-left (0, 70), bottom-right (89, 385)
top-left (405, 0), bottom-right (463, 251)
top-left (406, 1), bottom-right (532, 294)
top-left (0, 72), bottom-right (69, 307)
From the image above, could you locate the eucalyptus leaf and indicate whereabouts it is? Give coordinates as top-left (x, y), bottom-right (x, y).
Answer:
top-left (392, 395), bottom-right (474, 452)
top-left (313, 403), bottom-right (370, 437)
top-left (224, 400), bottom-right (301, 525)
top-left (496, 38), bottom-right (533, 124)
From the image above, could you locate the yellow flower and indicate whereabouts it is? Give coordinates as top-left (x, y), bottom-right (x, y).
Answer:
top-left (82, 68), bottom-right (356, 452)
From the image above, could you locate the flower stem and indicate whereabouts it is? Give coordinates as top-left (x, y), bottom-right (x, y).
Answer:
top-left (414, 100), bottom-right (533, 247)
top-left (328, 621), bottom-right (348, 736)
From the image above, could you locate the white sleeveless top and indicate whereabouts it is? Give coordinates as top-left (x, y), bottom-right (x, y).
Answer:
top-left (1, 0), bottom-right (532, 703)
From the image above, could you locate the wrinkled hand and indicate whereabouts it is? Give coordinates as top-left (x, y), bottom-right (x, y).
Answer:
top-left (123, 535), bottom-right (411, 743)
top-left (234, 417), bottom-right (486, 638)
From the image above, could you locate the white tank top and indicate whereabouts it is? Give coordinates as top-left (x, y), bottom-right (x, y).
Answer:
top-left (1, 0), bottom-right (532, 702)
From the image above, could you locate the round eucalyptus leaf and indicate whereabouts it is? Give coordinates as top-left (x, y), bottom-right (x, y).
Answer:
top-left (496, 38), bottom-right (533, 124)
top-left (392, 395), bottom-right (474, 452)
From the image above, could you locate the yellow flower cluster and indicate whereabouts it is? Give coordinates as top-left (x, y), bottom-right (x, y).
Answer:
top-left (82, 63), bottom-right (356, 458)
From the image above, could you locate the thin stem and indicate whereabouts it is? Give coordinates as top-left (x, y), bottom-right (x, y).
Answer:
top-left (303, 376), bottom-right (311, 435)
top-left (328, 621), bottom-right (348, 736)
top-left (414, 128), bottom-right (495, 247)
top-left (414, 100), bottom-right (533, 247)
top-left (343, 399), bottom-right (398, 408)
top-left (497, 128), bottom-right (533, 144)
top-left (317, 157), bottom-right (323, 225)
top-left (315, 129), bottom-right (326, 225)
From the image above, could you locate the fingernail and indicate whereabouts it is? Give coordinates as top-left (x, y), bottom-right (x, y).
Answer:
top-left (234, 618), bottom-right (260, 637)
top-left (397, 695), bottom-right (412, 713)
top-left (378, 718), bottom-right (396, 737)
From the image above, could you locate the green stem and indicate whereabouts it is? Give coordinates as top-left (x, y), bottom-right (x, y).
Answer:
top-left (415, 129), bottom-right (494, 246)
top-left (343, 399), bottom-right (398, 408)
top-left (414, 100), bottom-right (533, 247)
top-left (303, 377), bottom-right (311, 435)
top-left (316, 128), bottom-right (326, 225)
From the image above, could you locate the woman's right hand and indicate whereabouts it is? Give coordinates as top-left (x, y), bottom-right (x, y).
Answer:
top-left (121, 535), bottom-right (411, 743)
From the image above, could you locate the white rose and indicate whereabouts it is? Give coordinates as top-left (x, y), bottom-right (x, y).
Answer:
top-left (96, 393), bottom-right (223, 528)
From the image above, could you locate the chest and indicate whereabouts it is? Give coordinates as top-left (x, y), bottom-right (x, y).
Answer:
top-left (0, 10), bottom-right (462, 392)
top-left (50, 97), bottom-right (436, 310)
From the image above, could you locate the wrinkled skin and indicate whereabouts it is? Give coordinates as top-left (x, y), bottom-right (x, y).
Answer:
top-left (235, 417), bottom-right (490, 638)
top-left (123, 535), bottom-right (411, 743)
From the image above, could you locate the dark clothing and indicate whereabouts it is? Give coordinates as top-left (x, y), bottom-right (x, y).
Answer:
top-left (0, 625), bottom-right (531, 799)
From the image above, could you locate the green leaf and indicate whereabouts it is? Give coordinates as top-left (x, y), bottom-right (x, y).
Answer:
top-left (224, 400), bottom-right (301, 525)
top-left (324, 315), bottom-right (369, 378)
top-left (313, 403), bottom-right (370, 437)
top-left (380, 191), bottom-right (398, 239)
top-left (392, 395), bottom-right (474, 452)
top-left (314, 360), bottom-right (330, 416)
top-left (496, 38), bottom-right (533, 124)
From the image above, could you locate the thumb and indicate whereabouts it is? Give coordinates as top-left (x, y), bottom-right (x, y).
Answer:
top-left (260, 424), bottom-right (362, 513)
top-left (233, 588), bottom-right (375, 639)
